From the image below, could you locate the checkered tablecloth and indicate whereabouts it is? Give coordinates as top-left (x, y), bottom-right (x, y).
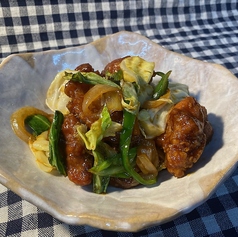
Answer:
top-left (0, 1), bottom-right (238, 236)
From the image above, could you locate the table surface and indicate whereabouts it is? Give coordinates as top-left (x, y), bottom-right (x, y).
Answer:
top-left (1, 1), bottom-right (238, 236)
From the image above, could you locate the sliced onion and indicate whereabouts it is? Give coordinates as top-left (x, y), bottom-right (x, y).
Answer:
top-left (29, 137), bottom-right (53, 173)
top-left (31, 131), bottom-right (50, 151)
top-left (136, 139), bottom-right (160, 175)
top-left (136, 154), bottom-right (158, 175)
top-left (34, 150), bottom-right (53, 172)
top-left (36, 159), bottom-right (54, 173)
top-left (82, 84), bottom-right (120, 115)
top-left (104, 90), bottom-right (123, 113)
top-left (10, 106), bottom-right (52, 143)
top-left (142, 91), bottom-right (172, 109)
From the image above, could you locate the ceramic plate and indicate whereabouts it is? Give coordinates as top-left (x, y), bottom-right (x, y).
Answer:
top-left (0, 31), bottom-right (238, 232)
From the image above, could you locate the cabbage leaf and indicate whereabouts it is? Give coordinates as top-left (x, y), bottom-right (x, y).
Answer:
top-left (138, 82), bottom-right (189, 138)
top-left (76, 106), bottom-right (122, 151)
top-left (120, 56), bottom-right (154, 108)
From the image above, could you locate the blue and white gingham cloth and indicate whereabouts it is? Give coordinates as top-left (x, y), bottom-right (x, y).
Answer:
top-left (0, 1), bottom-right (238, 236)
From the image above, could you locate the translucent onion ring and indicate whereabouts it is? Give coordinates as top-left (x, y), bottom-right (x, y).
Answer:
top-left (10, 106), bottom-right (53, 143)
top-left (82, 84), bottom-right (120, 115)
top-left (136, 154), bottom-right (158, 175)
top-left (141, 91), bottom-right (172, 109)
top-left (104, 90), bottom-right (123, 113)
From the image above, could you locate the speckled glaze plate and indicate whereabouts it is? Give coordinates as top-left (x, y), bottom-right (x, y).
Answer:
top-left (0, 31), bottom-right (238, 232)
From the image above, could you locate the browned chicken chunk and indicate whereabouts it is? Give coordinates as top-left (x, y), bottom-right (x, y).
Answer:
top-left (157, 96), bottom-right (213, 178)
top-left (61, 114), bottom-right (93, 186)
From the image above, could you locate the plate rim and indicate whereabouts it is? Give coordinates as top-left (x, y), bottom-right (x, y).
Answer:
top-left (0, 31), bottom-right (238, 232)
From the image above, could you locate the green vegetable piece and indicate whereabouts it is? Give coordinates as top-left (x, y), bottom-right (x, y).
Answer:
top-left (153, 70), bottom-right (171, 99)
top-left (65, 71), bottom-right (120, 88)
top-left (49, 110), bottom-right (66, 176)
top-left (105, 69), bottom-right (123, 82)
top-left (93, 165), bottom-right (130, 178)
top-left (90, 143), bottom-right (137, 193)
top-left (25, 114), bottom-right (51, 136)
top-left (77, 106), bottom-right (121, 151)
top-left (120, 109), bottom-right (157, 185)
top-left (89, 147), bottom-right (137, 177)
top-left (92, 148), bottom-right (110, 194)
top-left (121, 81), bottom-right (140, 114)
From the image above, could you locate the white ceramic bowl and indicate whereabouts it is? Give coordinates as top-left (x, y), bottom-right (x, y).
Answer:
top-left (0, 31), bottom-right (238, 232)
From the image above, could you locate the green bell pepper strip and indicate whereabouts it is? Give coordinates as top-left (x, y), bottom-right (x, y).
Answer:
top-left (25, 114), bottom-right (51, 136)
top-left (90, 143), bottom-right (137, 193)
top-left (49, 110), bottom-right (66, 176)
top-left (89, 147), bottom-right (137, 176)
top-left (152, 71), bottom-right (171, 99)
top-left (120, 109), bottom-right (157, 185)
top-left (90, 141), bottom-right (116, 194)
top-left (92, 148), bottom-right (110, 194)
top-left (64, 71), bottom-right (120, 88)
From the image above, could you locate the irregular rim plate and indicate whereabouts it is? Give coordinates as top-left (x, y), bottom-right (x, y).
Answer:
top-left (0, 31), bottom-right (238, 232)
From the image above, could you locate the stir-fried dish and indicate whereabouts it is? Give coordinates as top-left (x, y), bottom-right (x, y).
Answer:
top-left (11, 56), bottom-right (213, 194)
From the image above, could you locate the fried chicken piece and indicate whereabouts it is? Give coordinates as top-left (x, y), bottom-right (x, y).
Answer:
top-left (157, 96), bottom-right (213, 178)
top-left (101, 56), bottom-right (129, 76)
top-left (61, 114), bottom-right (93, 186)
